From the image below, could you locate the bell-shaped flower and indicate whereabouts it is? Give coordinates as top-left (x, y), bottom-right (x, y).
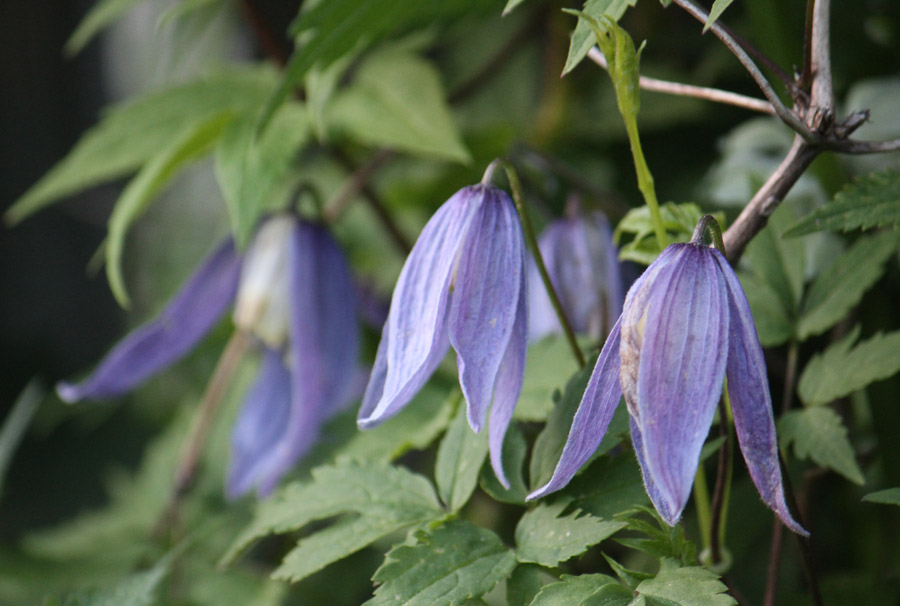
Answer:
top-left (57, 215), bottom-right (360, 498)
top-left (527, 233), bottom-right (807, 536)
top-left (357, 184), bottom-right (528, 487)
top-left (528, 210), bottom-right (623, 341)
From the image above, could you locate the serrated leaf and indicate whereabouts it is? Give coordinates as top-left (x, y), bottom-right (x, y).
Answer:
top-left (436, 393), bottom-right (490, 512)
top-left (516, 336), bottom-right (584, 422)
top-left (798, 327), bottom-right (900, 406)
top-left (615, 203), bottom-right (724, 265)
top-left (862, 487), bottom-right (900, 505)
top-left (704, 0), bottom-right (735, 32)
top-left (562, 0), bottom-right (638, 75)
top-left (745, 204), bottom-right (805, 317)
top-left (5, 67), bottom-right (278, 225)
top-left (634, 562), bottom-right (736, 606)
top-left (779, 407), bottom-right (864, 484)
top-left (480, 423), bottom-right (529, 504)
top-left (222, 461), bottom-right (442, 564)
top-left (328, 47), bottom-right (470, 162)
top-left (65, 0), bottom-right (143, 57)
top-left (786, 169), bottom-right (900, 236)
top-left (602, 554), bottom-right (653, 589)
top-left (738, 272), bottom-right (794, 347)
top-left (506, 564), bottom-right (544, 606)
top-left (568, 450), bottom-right (648, 521)
top-left (366, 520), bottom-right (517, 606)
top-left (214, 102), bottom-right (310, 248)
top-left (530, 574), bottom-right (630, 606)
top-left (106, 111), bottom-right (234, 306)
top-left (59, 555), bottom-right (170, 606)
top-left (797, 230), bottom-right (899, 339)
top-left (515, 501), bottom-right (626, 567)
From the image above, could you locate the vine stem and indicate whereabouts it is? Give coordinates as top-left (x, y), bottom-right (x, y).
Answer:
top-left (484, 160), bottom-right (586, 368)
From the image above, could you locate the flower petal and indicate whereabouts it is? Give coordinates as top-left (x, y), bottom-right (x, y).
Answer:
top-left (449, 187), bottom-right (525, 432)
top-left (716, 253), bottom-right (809, 536)
top-left (57, 239), bottom-right (241, 402)
top-left (527, 317), bottom-right (624, 500)
top-left (226, 347), bottom-right (292, 499)
top-left (254, 221), bottom-right (360, 495)
top-left (359, 188), bottom-right (477, 426)
top-left (629, 416), bottom-right (679, 524)
top-left (627, 244), bottom-right (729, 522)
top-left (487, 273), bottom-right (527, 488)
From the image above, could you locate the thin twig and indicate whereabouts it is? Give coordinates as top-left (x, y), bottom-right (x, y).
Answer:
top-left (669, 0), bottom-right (815, 140)
top-left (239, 0), bottom-right (290, 68)
top-left (779, 454), bottom-right (824, 606)
top-left (323, 149), bottom-right (395, 223)
top-left (809, 0), bottom-right (834, 112)
top-left (587, 47), bottom-right (775, 115)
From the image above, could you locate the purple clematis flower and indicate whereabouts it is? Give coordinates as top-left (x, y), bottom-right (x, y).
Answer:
top-left (57, 215), bottom-right (360, 498)
top-left (357, 184), bottom-right (528, 488)
top-left (528, 210), bottom-right (623, 341)
top-left (527, 227), bottom-right (808, 536)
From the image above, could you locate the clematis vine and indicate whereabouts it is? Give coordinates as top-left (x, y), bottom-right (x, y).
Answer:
top-left (528, 206), bottom-right (623, 341)
top-left (357, 180), bottom-right (528, 488)
top-left (528, 216), bottom-right (808, 536)
top-left (58, 214), bottom-right (360, 498)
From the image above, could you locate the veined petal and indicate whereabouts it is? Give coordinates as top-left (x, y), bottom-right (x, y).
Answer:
top-left (527, 317), bottom-right (624, 500)
top-left (629, 416), bottom-right (679, 525)
top-left (716, 253), bottom-right (809, 536)
top-left (488, 272), bottom-right (527, 488)
top-left (629, 244), bottom-right (729, 521)
top-left (57, 239), bottom-right (241, 402)
top-left (449, 187), bottom-right (525, 432)
top-left (360, 188), bottom-right (477, 425)
top-left (254, 221), bottom-right (360, 495)
top-left (226, 347), bottom-right (291, 499)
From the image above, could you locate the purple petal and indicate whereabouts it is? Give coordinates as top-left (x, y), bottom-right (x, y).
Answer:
top-left (359, 188), bottom-right (478, 426)
top-left (629, 416), bottom-right (679, 524)
top-left (526, 223), bottom-right (563, 341)
top-left (226, 348), bottom-right (292, 499)
top-left (449, 187), bottom-right (525, 432)
top-left (527, 317), bottom-right (624, 500)
top-left (625, 244), bottom-right (729, 521)
top-left (254, 221), bottom-right (360, 495)
top-left (488, 273), bottom-right (527, 488)
top-left (715, 253), bottom-right (809, 536)
top-left (57, 239), bottom-right (241, 402)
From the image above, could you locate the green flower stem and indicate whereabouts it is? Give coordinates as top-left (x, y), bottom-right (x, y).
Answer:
top-left (693, 463), bottom-right (713, 552)
top-left (711, 384), bottom-right (735, 565)
top-left (623, 117), bottom-right (668, 250)
top-left (483, 160), bottom-right (586, 368)
top-left (691, 214), bottom-right (727, 254)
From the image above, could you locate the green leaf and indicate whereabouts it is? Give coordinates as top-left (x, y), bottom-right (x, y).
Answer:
top-left (785, 169), bottom-right (900, 236)
top-left (5, 67), bottom-right (278, 225)
top-left (257, 0), bottom-right (486, 134)
top-left (480, 423), bottom-right (529, 504)
top-left (704, 0), bottom-right (735, 32)
top-left (0, 379), bottom-right (43, 499)
top-left (568, 450), bottom-right (648, 521)
top-left (506, 564), bottom-right (545, 606)
top-left (365, 520), bottom-right (517, 606)
top-left (65, 0), bottom-right (144, 57)
top-left (798, 327), bottom-right (900, 406)
top-left (222, 461), bottom-right (442, 565)
top-left (214, 102), bottom-right (310, 248)
top-left (106, 111), bottom-right (235, 306)
top-left (862, 487), bottom-right (900, 505)
top-left (327, 46), bottom-right (470, 162)
top-left (779, 407), bottom-right (864, 485)
top-left (603, 554), bottom-right (653, 589)
top-left (435, 393), bottom-right (490, 512)
top-left (562, 0), bottom-right (639, 76)
top-left (515, 501), bottom-right (626, 567)
top-left (614, 203), bottom-right (724, 265)
top-left (529, 354), bottom-right (599, 490)
top-left (516, 336), bottom-right (583, 422)
top-left (59, 555), bottom-right (171, 606)
top-left (633, 561), bottom-right (736, 606)
top-left (502, 0), bottom-right (532, 16)
top-left (613, 507), bottom-right (697, 565)
top-left (797, 230), bottom-right (899, 339)
top-left (738, 272), bottom-right (794, 347)
top-left (530, 574), bottom-right (630, 606)
top-left (745, 204), bottom-right (805, 317)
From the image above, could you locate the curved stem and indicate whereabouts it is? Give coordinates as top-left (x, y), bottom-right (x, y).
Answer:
top-left (485, 160), bottom-right (586, 368)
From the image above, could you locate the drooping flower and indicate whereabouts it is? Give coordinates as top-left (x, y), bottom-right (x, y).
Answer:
top-left (357, 184), bottom-right (528, 487)
top-left (528, 209), bottom-right (623, 341)
top-left (57, 215), bottom-right (360, 498)
top-left (527, 227), bottom-right (808, 536)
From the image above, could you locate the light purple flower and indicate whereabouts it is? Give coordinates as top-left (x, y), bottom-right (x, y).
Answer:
top-left (57, 215), bottom-right (360, 498)
top-left (527, 237), bottom-right (808, 536)
top-left (357, 184), bottom-right (528, 488)
top-left (528, 210), bottom-right (623, 341)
